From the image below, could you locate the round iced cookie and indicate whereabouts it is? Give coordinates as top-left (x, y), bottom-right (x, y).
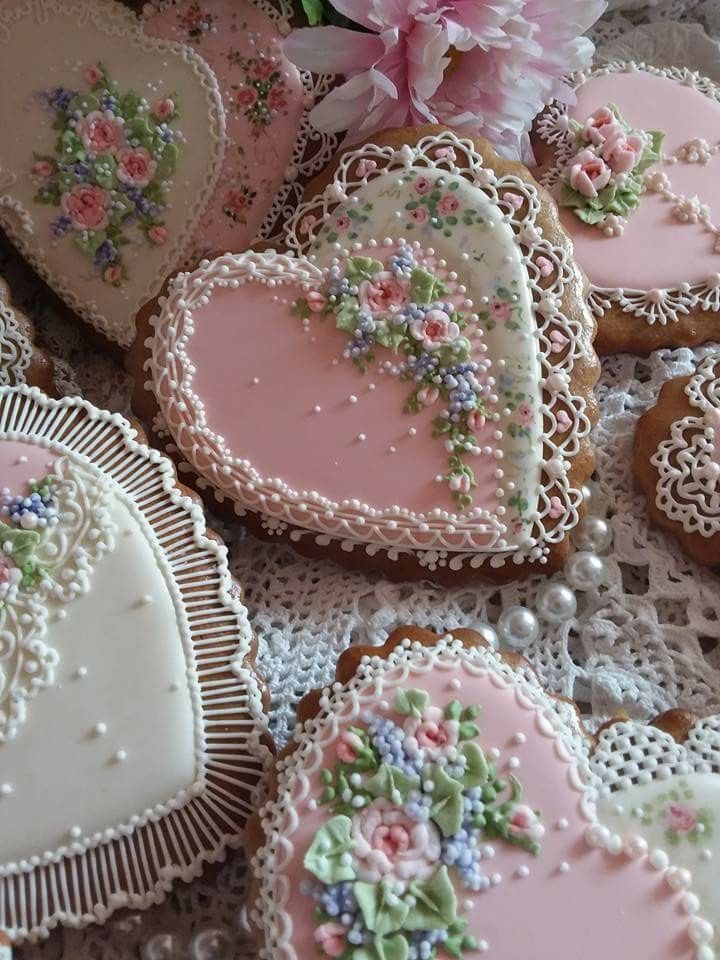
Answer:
top-left (0, 276), bottom-right (53, 389)
top-left (0, 385), bottom-right (269, 943)
top-left (245, 627), bottom-right (715, 960)
top-left (535, 62), bottom-right (720, 354)
top-left (634, 352), bottom-right (720, 567)
top-left (135, 126), bottom-right (599, 584)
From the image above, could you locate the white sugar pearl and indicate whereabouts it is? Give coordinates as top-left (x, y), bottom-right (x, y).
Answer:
top-left (536, 582), bottom-right (577, 623)
top-left (497, 606), bottom-right (539, 650)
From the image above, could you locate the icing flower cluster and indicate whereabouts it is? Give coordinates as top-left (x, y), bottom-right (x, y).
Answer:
top-left (632, 780), bottom-right (714, 848)
top-left (0, 476), bottom-right (59, 604)
top-left (176, 1), bottom-right (216, 42)
top-left (32, 64), bottom-right (183, 286)
top-left (303, 688), bottom-right (543, 960)
top-left (293, 246), bottom-right (495, 508)
top-left (558, 103), bottom-right (663, 235)
top-left (228, 50), bottom-right (290, 136)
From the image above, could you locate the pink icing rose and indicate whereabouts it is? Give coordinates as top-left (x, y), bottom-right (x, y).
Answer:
top-left (315, 923), bottom-right (347, 958)
top-left (409, 309), bottom-right (460, 351)
top-left (438, 194), bottom-right (459, 215)
top-left (417, 385), bottom-right (439, 406)
top-left (61, 183), bottom-right (110, 231)
top-left (667, 804), bottom-right (697, 834)
top-left (515, 402), bottom-right (534, 426)
top-left (450, 473), bottom-right (471, 494)
top-left (84, 64), bottom-right (104, 86)
top-left (234, 87), bottom-right (258, 109)
top-left (32, 160), bottom-right (54, 178)
top-left (116, 147), bottom-right (157, 188)
top-left (581, 106), bottom-right (616, 145)
top-left (306, 290), bottom-right (328, 313)
top-left (148, 225), bottom-right (168, 246)
top-left (251, 58), bottom-right (277, 80)
top-left (152, 97), bottom-right (175, 120)
top-left (435, 146), bottom-right (456, 161)
top-left (268, 86), bottom-right (288, 112)
top-left (103, 265), bottom-right (123, 286)
top-left (490, 299), bottom-right (511, 322)
top-left (335, 215), bottom-right (351, 231)
top-left (600, 130), bottom-right (644, 174)
top-left (75, 110), bottom-right (126, 156)
top-left (336, 730), bottom-right (363, 763)
top-left (414, 176), bottom-right (432, 195)
top-left (505, 192), bottom-right (524, 210)
top-left (351, 798), bottom-right (441, 883)
top-left (299, 213), bottom-right (317, 235)
top-left (568, 148), bottom-right (612, 199)
top-left (403, 705), bottom-right (459, 761)
top-left (508, 805), bottom-right (545, 843)
top-left (467, 410), bottom-right (485, 431)
top-left (359, 272), bottom-right (409, 315)
top-left (536, 256), bottom-right (554, 278)
top-left (548, 495), bottom-right (564, 519)
top-left (356, 158), bottom-right (377, 178)
top-left (408, 206), bottom-right (428, 225)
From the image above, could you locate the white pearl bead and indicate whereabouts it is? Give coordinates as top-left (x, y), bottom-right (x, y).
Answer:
top-left (190, 927), bottom-right (234, 960)
top-left (497, 606), bottom-right (539, 650)
top-left (471, 623), bottom-right (499, 648)
top-left (566, 551), bottom-right (606, 591)
top-left (141, 932), bottom-right (184, 960)
top-left (574, 515), bottom-right (613, 553)
top-left (536, 582), bottom-right (577, 623)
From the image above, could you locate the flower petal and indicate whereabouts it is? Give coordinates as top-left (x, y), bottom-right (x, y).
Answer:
top-left (284, 26), bottom-right (385, 74)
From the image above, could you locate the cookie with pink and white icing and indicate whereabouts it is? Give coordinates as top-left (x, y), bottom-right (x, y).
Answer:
top-left (634, 352), bottom-right (720, 567)
top-left (0, 385), bottom-right (270, 943)
top-left (140, 0), bottom-right (338, 260)
top-left (0, 276), bottom-right (53, 390)
top-left (536, 62), bottom-right (720, 355)
top-left (244, 625), bottom-right (716, 960)
top-left (136, 127), bottom-right (599, 584)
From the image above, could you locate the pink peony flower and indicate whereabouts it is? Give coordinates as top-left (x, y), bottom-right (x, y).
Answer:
top-left (75, 110), bottom-right (126, 156)
top-left (148, 225), bottom-right (168, 246)
top-left (409, 309), bottom-right (460, 351)
top-left (568, 148), bottom-right (612, 199)
top-left (84, 64), bottom-right (104, 86)
top-left (439, 194), bottom-right (459, 215)
top-left (600, 129), bottom-right (644, 175)
top-left (268, 86), bottom-right (288, 111)
top-left (403, 705), bottom-right (459, 760)
top-left (116, 147), bottom-right (157, 188)
top-left (359, 272), bottom-right (409, 315)
top-left (351, 798), bottom-right (441, 883)
top-left (306, 290), bottom-right (328, 313)
top-left (666, 804), bottom-right (697, 834)
top-left (315, 923), bottom-right (347, 958)
top-left (234, 87), bottom-right (258, 109)
top-left (508, 805), bottom-right (545, 842)
top-left (284, 0), bottom-right (605, 159)
top-left (103, 265), bottom-right (123, 286)
top-left (32, 160), bottom-right (54, 178)
top-left (515, 402), bottom-right (534, 426)
top-left (336, 730), bottom-right (363, 762)
top-left (408, 206), bottom-right (428, 225)
top-left (490, 299), bottom-right (512, 322)
top-left (582, 106), bottom-right (617, 145)
top-left (61, 183), bottom-right (110, 231)
top-left (152, 97), bottom-right (175, 120)
top-left (414, 176), bottom-right (433, 195)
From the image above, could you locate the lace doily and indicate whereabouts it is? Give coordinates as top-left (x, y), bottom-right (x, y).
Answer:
top-left (5, 7), bottom-right (720, 960)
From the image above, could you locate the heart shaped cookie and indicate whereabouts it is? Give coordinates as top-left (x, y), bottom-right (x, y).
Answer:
top-left (0, 0), bottom-right (225, 347)
top-left (137, 129), bottom-right (599, 584)
top-left (0, 386), bottom-right (269, 942)
top-left (535, 62), bottom-right (720, 354)
top-left (0, 276), bottom-right (53, 389)
top-left (245, 626), bottom-right (714, 960)
top-left (141, 0), bottom-right (338, 259)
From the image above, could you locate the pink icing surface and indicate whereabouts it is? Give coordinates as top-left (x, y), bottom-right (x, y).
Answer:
top-left (143, 0), bottom-right (304, 256)
top-left (277, 663), bottom-right (696, 958)
top-left (0, 439), bottom-right (55, 489)
top-left (185, 280), bottom-right (500, 516)
top-left (559, 70), bottom-right (720, 290)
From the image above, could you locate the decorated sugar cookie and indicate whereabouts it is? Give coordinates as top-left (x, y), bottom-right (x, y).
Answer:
top-left (536, 62), bottom-right (720, 354)
top-left (0, 277), bottom-right (53, 389)
top-left (134, 128), bottom-right (599, 584)
top-left (634, 353), bottom-right (720, 567)
top-left (593, 711), bottom-right (720, 956)
top-left (0, 385), bottom-right (270, 942)
top-left (141, 0), bottom-right (338, 259)
top-left (0, 0), bottom-right (225, 347)
top-left (245, 626), bottom-right (716, 960)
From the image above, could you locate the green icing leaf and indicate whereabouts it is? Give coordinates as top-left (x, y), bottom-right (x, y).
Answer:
top-left (120, 91), bottom-right (141, 120)
top-left (92, 153), bottom-right (117, 190)
top-left (354, 880), bottom-right (410, 936)
top-left (128, 116), bottom-right (155, 149)
top-left (354, 934), bottom-right (409, 960)
top-left (404, 867), bottom-right (457, 931)
top-left (408, 267), bottom-right (444, 305)
top-left (67, 92), bottom-right (100, 114)
top-left (458, 742), bottom-right (489, 789)
top-left (458, 720), bottom-right (480, 741)
top-left (393, 688), bottom-right (430, 718)
top-left (335, 298), bottom-right (360, 334)
top-left (303, 815), bottom-right (355, 884)
top-left (366, 764), bottom-right (420, 805)
top-left (427, 765), bottom-right (464, 837)
top-left (344, 256), bottom-right (383, 283)
top-left (155, 142), bottom-right (178, 181)
top-left (444, 700), bottom-right (462, 722)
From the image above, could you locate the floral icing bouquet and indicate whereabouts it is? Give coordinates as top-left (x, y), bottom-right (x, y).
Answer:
top-left (0, 476), bottom-right (58, 607)
top-left (303, 688), bottom-right (544, 960)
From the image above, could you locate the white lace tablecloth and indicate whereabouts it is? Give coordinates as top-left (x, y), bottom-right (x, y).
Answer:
top-left (7, 6), bottom-right (720, 959)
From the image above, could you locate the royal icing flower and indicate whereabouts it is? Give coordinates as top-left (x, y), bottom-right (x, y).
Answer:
top-left (414, 176), bottom-right (433, 196)
top-left (251, 58), bottom-right (277, 80)
top-left (356, 158), bottom-right (377, 178)
top-left (548, 495), bottom-right (564, 518)
top-left (666, 804), bottom-right (697, 834)
top-left (351, 798), bottom-right (441, 884)
top-left (359, 273), bottom-right (410, 315)
top-left (450, 473), bottom-right (471, 494)
top-left (490, 299), bottom-right (512, 322)
top-left (234, 87), bottom-right (258, 109)
top-left (581, 106), bottom-right (617, 145)
top-left (403, 705), bottom-right (459, 761)
top-left (568, 148), bottom-right (612, 199)
top-left (75, 110), bottom-right (126, 156)
top-left (409, 309), bottom-right (460, 352)
top-left (408, 206), bottom-right (428, 225)
top-left (508, 805), bottom-right (545, 843)
top-left (336, 730), bottom-right (364, 763)
top-left (268, 86), bottom-right (288, 111)
top-left (335, 215), bottom-right (351, 231)
top-left (600, 129), bottom-right (644, 174)
top-left (306, 290), bottom-right (328, 313)
top-left (116, 146), bottom-right (158, 188)
top-left (104, 265), bottom-right (123, 286)
top-left (32, 160), bottom-right (54, 178)
top-left (515, 402), bottom-right (534, 426)
top-left (439, 194), bottom-right (460, 215)
top-left (0, 556), bottom-right (22, 602)
top-left (147, 225), bottom-right (168, 246)
top-left (152, 97), bottom-right (175, 120)
top-left (417, 384), bottom-right (440, 406)
top-left (61, 183), bottom-right (110, 231)
top-left (314, 923), bottom-right (347, 958)
top-left (84, 64), bottom-right (104, 86)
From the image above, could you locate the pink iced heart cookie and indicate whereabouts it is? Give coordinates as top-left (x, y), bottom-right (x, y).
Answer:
top-left (0, 0), bottom-right (225, 346)
top-left (536, 62), bottom-right (720, 355)
top-left (245, 626), bottom-right (715, 960)
top-left (141, 0), bottom-right (336, 259)
top-left (140, 130), bottom-right (599, 584)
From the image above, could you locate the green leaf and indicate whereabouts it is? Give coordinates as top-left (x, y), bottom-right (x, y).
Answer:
top-left (354, 935), bottom-right (409, 960)
top-left (394, 688), bottom-right (429, 718)
top-left (404, 867), bottom-right (457, 931)
top-left (93, 153), bottom-right (117, 189)
top-left (73, 228), bottom-right (107, 257)
top-left (458, 721), bottom-right (480, 741)
top-left (458, 742), bottom-right (489, 789)
top-left (300, 0), bottom-right (326, 23)
top-left (128, 116), bottom-right (155, 149)
top-left (120, 91), bottom-right (141, 120)
top-left (574, 206), bottom-right (608, 226)
top-left (303, 816), bottom-right (355, 884)
top-left (354, 880), bottom-right (410, 936)
top-left (60, 130), bottom-right (85, 160)
top-left (409, 267), bottom-right (441, 305)
top-left (444, 700), bottom-right (462, 722)
top-left (335, 298), bottom-right (360, 334)
top-left (427, 765), bottom-right (464, 837)
top-left (365, 764), bottom-right (420, 805)
top-left (67, 92), bottom-right (100, 114)
top-left (155, 142), bottom-right (179, 181)
top-left (345, 255), bottom-right (383, 283)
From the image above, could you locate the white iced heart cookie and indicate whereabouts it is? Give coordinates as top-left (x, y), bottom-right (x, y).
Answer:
top-left (0, 386), bottom-right (269, 943)
top-left (0, 0), bottom-right (225, 347)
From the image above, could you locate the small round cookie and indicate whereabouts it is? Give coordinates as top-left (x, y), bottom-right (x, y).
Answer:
top-left (245, 626), bottom-right (714, 960)
top-left (0, 277), bottom-right (53, 390)
top-left (634, 353), bottom-right (720, 567)
top-left (535, 62), bottom-right (720, 355)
